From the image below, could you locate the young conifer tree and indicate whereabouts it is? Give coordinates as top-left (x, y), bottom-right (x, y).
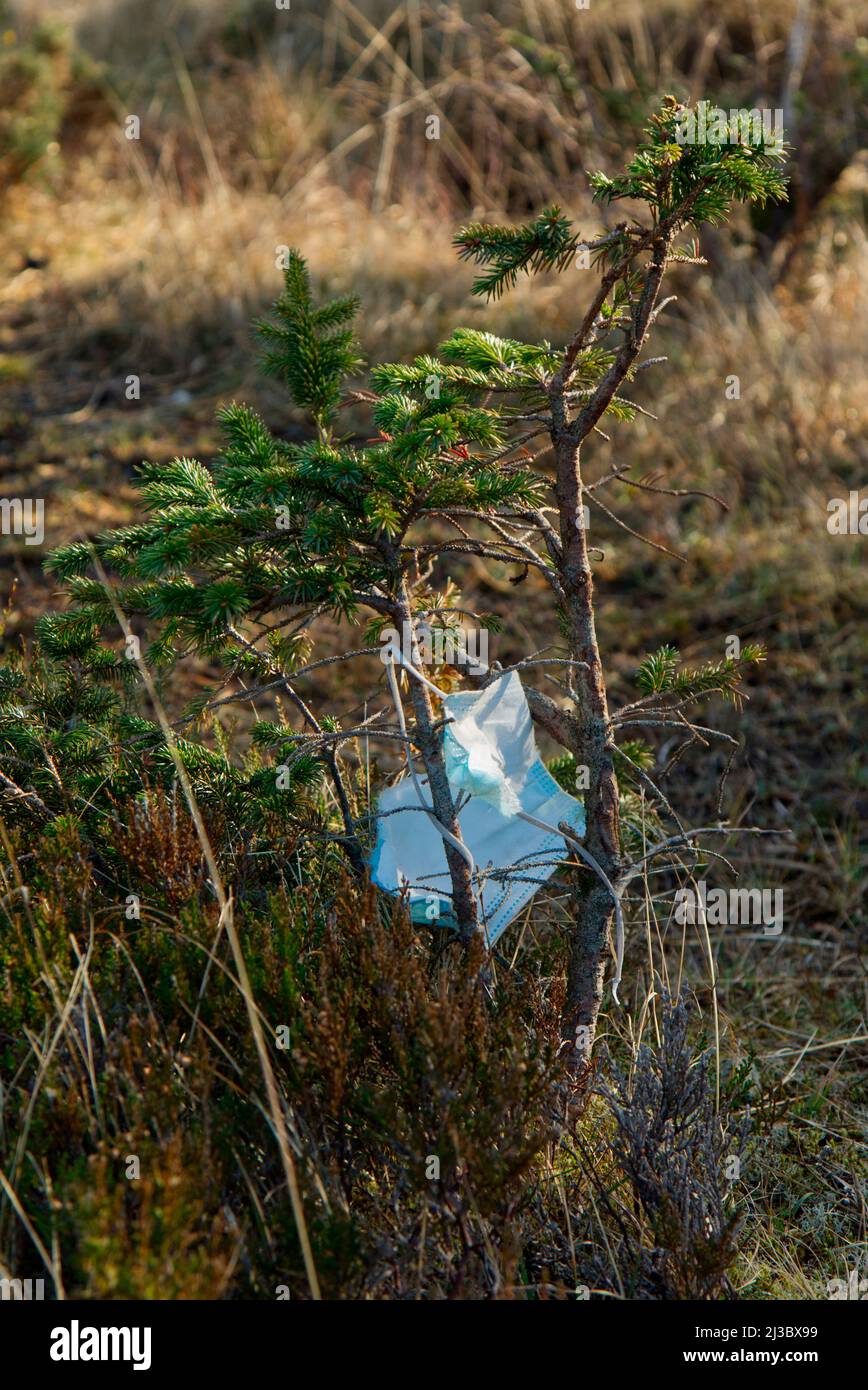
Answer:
top-left (45, 99), bottom-right (786, 1079)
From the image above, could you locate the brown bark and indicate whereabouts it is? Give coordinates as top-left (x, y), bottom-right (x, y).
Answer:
top-left (553, 430), bottom-right (621, 1085)
top-left (550, 232), bottom-right (674, 1089)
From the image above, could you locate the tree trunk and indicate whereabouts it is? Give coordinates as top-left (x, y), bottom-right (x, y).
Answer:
top-left (393, 585), bottom-right (478, 939)
top-left (553, 431), bottom-right (621, 1084)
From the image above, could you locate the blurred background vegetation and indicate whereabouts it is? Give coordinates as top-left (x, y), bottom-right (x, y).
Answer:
top-left (0, 0), bottom-right (865, 1299)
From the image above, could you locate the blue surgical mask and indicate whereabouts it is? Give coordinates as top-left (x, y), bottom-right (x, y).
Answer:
top-left (371, 670), bottom-right (586, 945)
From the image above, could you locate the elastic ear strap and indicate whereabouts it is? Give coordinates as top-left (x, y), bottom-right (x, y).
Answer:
top-left (385, 644), bottom-right (447, 700)
top-left (517, 810), bottom-right (625, 1006)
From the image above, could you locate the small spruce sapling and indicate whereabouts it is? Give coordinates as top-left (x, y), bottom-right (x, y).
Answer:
top-left (44, 99), bottom-right (787, 1080)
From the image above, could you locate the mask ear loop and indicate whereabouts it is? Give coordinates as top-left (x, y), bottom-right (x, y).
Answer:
top-left (384, 652), bottom-right (487, 937)
top-left (516, 810), bottom-right (624, 1005)
top-left (388, 645), bottom-right (448, 701)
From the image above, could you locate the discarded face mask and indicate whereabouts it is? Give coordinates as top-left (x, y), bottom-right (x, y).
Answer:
top-left (370, 669), bottom-right (586, 947)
